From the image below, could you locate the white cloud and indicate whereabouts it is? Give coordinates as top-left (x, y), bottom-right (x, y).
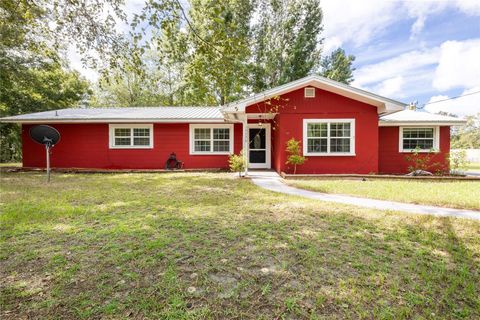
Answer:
top-left (425, 86), bottom-right (480, 116)
top-left (321, 0), bottom-right (400, 47)
top-left (353, 49), bottom-right (439, 88)
top-left (322, 0), bottom-right (480, 47)
top-left (323, 36), bottom-right (343, 55)
top-left (432, 39), bottom-right (480, 91)
top-left (373, 76), bottom-right (405, 97)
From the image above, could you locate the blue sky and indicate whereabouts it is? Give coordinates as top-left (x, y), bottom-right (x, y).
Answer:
top-left (68, 0), bottom-right (480, 116)
top-left (320, 0), bottom-right (480, 116)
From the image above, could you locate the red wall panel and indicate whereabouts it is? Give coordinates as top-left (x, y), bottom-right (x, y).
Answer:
top-left (378, 126), bottom-right (450, 174)
top-left (22, 123), bottom-right (243, 169)
top-left (246, 87), bottom-right (379, 174)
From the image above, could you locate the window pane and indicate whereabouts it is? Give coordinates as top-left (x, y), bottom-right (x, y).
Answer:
top-left (250, 150), bottom-right (266, 163)
top-left (249, 129), bottom-right (266, 149)
top-left (307, 123), bottom-right (327, 137)
top-left (330, 122), bottom-right (350, 137)
top-left (133, 128), bottom-right (150, 137)
top-left (213, 128), bottom-right (229, 140)
top-left (194, 140), bottom-right (211, 152)
top-left (115, 137), bottom-right (131, 146)
top-left (403, 139), bottom-right (433, 150)
top-left (403, 128), bottom-right (433, 139)
top-left (133, 137), bottom-right (150, 146)
top-left (114, 128), bottom-right (130, 137)
top-left (194, 128), bottom-right (210, 140)
top-left (307, 138), bottom-right (327, 153)
top-left (330, 138), bottom-right (351, 153)
top-left (213, 140), bottom-right (229, 152)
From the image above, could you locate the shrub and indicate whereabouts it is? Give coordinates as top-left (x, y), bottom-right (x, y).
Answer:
top-left (404, 147), bottom-right (444, 174)
top-left (285, 138), bottom-right (306, 174)
top-left (449, 149), bottom-right (469, 175)
top-left (229, 151), bottom-right (246, 177)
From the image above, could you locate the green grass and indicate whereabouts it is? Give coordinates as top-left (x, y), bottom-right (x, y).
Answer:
top-left (465, 162), bottom-right (480, 172)
top-left (0, 163), bottom-right (21, 167)
top-left (287, 179), bottom-right (480, 210)
top-left (1, 172), bottom-right (479, 319)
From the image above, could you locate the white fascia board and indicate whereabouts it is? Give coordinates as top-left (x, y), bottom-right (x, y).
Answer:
top-left (0, 118), bottom-right (228, 124)
top-left (379, 121), bottom-right (467, 127)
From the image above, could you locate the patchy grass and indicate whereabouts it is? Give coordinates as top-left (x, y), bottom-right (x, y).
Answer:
top-left (287, 179), bottom-right (480, 210)
top-left (1, 172), bottom-right (479, 319)
top-left (466, 162), bottom-right (480, 172)
top-left (0, 163), bottom-right (21, 167)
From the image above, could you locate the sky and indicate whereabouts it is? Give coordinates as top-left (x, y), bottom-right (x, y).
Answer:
top-left (68, 0), bottom-right (480, 116)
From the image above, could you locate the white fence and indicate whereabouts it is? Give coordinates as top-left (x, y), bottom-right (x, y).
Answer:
top-left (451, 149), bottom-right (480, 162)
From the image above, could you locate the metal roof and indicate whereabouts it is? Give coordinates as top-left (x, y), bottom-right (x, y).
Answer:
top-left (0, 107), bottom-right (225, 123)
top-left (379, 109), bottom-right (467, 126)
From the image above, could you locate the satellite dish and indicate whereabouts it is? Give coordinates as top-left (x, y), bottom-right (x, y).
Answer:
top-left (29, 125), bottom-right (60, 147)
top-left (29, 125), bottom-right (61, 182)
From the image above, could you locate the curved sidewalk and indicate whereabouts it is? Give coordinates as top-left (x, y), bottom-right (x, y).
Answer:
top-left (251, 175), bottom-right (480, 220)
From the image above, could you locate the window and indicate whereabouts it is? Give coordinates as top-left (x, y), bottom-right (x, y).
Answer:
top-left (304, 87), bottom-right (315, 98)
top-left (303, 119), bottom-right (355, 156)
top-left (400, 127), bottom-right (439, 152)
top-left (109, 124), bottom-right (153, 148)
top-left (190, 124), bottom-right (234, 154)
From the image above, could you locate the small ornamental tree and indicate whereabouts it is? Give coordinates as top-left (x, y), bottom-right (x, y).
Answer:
top-left (404, 147), bottom-right (443, 174)
top-left (285, 138), bottom-right (306, 174)
top-left (229, 151), bottom-right (246, 177)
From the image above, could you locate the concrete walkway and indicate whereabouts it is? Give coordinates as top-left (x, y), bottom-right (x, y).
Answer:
top-left (248, 171), bottom-right (480, 220)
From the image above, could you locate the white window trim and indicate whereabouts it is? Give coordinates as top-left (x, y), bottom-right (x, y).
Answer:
top-left (189, 124), bottom-right (234, 155)
top-left (303, 119), bottom-right (356, 156)
top-left (109, 124), bottom-right (153, 149)
top-left (399, 126), bottom-right (440, 153)
top-left (304, 87), bottom-right (315, 98)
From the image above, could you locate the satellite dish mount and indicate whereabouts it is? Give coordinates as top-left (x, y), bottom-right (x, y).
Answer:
top-left (29, 125), bottom-right (61, 182)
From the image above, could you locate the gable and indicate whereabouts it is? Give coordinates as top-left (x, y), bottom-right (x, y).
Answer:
top-left (245, 86), bottom-right (378, 115)
top-left (222, 75), bottom-right (406, 116)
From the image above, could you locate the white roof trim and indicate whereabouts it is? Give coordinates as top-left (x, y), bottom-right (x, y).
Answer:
top-left (221, 75), bottom-right (406, 115)
top-left (0, 119), bottom-right (228, 124)
top-left (380, 121), bottom-right (466, 126)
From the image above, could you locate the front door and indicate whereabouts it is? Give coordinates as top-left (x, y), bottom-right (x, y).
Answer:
top-left (248, 124), bottom-right (271, 169)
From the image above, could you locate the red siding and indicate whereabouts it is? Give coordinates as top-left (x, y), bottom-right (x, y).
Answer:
top-left (246, 87), bottom-right (379, 174)
top-left (378, 126), bottom-right (450, 174)
top-left (22, 123), bottom-right (243, 169)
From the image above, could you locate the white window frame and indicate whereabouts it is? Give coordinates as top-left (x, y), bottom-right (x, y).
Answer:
top-left (399, 126), bottom-right (440, 153)
top-left (189, 124), bottom-right (234, 155)
top-left (304, 87), bottom-right (315, 98)
top-left (109, 124), bottom-right (153, 149)
top-left (303, 119), bottom-right (356, 156)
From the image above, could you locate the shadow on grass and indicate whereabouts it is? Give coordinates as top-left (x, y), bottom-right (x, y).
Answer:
top-left (1, 172), bottom-right (479, 319)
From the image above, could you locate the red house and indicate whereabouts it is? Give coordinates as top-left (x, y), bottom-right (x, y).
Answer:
top-left (1, 76), bottom-right (466, 174)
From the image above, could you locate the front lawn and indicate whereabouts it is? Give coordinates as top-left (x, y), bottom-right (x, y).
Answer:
top-left (1, 172), bottom-right (479, 319)
top-left (287, 179), bottom-right (480, 210)
top-left (465, 162), bottom-right (480, 172)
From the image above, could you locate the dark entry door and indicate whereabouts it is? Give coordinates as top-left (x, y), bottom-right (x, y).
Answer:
top-left (248, 126), bottom-right (270, 168)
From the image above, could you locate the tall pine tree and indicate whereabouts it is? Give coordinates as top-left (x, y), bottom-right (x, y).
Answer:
top-left (320, 48), bottom-right (356, 84)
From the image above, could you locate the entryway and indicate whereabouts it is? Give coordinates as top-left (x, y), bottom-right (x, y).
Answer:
top-left (248, 123), bottom-right (271, 169)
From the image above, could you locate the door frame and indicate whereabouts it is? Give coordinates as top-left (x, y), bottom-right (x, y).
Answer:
top-left (247, 123), bottom-right (271, 169)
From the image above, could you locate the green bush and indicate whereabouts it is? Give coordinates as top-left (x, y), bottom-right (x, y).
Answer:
top-left (285, 138), bottom-right (306, 174)
top-left (229, 151), bottom-right (246, 177)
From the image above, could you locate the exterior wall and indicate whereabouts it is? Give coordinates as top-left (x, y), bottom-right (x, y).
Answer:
top-left (378, 126), bottom-right (450, 174)
top-left (246, 86), bottom-right (379, 174)
top-left (22, 123), bottom-right (243, 169)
